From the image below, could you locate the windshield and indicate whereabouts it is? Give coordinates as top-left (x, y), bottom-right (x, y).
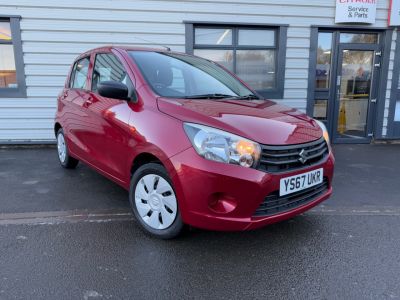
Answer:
top-left (129, 51), bottom-right (257, 99)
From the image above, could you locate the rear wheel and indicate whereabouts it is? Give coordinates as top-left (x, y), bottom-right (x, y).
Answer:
top-left (56, 128), bottom-right (79, 169)
top-left (129, 163), bottom-right (184, 239)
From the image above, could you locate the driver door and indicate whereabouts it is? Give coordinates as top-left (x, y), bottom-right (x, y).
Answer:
top-left (84, 51), bottom-right (135, 183)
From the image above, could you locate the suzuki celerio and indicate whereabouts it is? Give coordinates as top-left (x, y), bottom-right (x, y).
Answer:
top-left (55, 46), bottom-right (334, 238)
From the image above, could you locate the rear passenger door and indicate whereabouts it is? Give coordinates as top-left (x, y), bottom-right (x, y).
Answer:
top-left (85, 52), bottom-right (135, 182)
top-left (63, 56), bottom-right (92, 159)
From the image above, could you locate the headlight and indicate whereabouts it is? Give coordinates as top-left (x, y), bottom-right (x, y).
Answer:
top-left (315, 119), bottom-right (330, 145)
top-left (183, 123), bottom-right (261, 168)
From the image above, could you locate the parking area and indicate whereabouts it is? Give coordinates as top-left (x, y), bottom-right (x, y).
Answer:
top-left (1, 144), bottom-right (400, 299)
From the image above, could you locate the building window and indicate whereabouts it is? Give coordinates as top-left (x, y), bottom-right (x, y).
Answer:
top-left (0, 16), bottom-right (26, 97)
top-left (185, 22), bottom-right (287, 99)
top-left (316, 32), bottom-right (333, 90)
top-left (313, 99), bottom-right (328, 121)
top-left (395, 101), bottom-right (400, 122)
top-left (339, 33), bottom-right (378, 44)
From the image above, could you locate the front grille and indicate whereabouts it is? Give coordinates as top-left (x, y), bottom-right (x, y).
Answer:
top-left (258, 137), bottom-right (329, 173)
top-left (253, 178), bottom-right (329, 217)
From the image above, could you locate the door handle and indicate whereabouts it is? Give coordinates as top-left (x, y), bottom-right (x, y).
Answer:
top-left (336, 75), bottom-right (341, 86)
top-left (61, 90), bottom-right (68, 100)
top-left (83, 96), bottom-right (93, 107)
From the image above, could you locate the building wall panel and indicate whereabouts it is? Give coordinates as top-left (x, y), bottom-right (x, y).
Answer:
top-left (0, 0), bottom-right (394, 142)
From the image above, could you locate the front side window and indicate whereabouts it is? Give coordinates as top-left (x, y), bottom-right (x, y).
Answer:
top-left (92, 53), bottom-right (133, 91)
top-left (185, 24), bottom-right (287, 98)
top-left (0, 17), bottom-right (26, 97)
top-left (91, 53), bottom-right (135, 98)
top-left (70, 57), bottom-right (90, 89)
top-left (129, 51), bottom-right (256, 99)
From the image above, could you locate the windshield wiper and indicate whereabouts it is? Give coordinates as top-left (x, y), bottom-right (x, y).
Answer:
top-left (182, 93), bottom-right (235, 99)
top-left (229, 94), bottom-right (259, 100)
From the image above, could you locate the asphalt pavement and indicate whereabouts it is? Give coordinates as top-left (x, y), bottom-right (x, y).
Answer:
top-left (0, 144), bottom-right (400, 299)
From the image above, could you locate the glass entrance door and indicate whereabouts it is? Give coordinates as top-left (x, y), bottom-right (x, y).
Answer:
top-left (335, 49), bottom-right (374, 139)
top-left (311, 30), bottom-right (383, 143)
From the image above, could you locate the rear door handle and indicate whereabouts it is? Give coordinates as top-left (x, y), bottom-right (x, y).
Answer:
top-left (60, 90), bottom-right (68, 100)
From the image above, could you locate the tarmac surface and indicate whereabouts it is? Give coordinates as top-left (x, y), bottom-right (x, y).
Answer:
top-left (0, 144), bottom-right (400, 299)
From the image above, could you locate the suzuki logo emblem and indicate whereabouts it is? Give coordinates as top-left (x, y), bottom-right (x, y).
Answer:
top-left (298, 149), bottom-right (308, 164)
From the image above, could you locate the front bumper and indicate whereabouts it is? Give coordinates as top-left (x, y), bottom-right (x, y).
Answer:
top-left (167, 147), bottom-right (334, 231)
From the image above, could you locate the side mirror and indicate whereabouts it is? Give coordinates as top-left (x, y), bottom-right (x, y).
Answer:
top-left (97, 81), bottom-right (129, 100)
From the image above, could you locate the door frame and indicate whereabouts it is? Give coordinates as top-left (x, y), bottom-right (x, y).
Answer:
top-left (332, 43), bottom-right (381, 144)
top-left (307, 27), bottom-right (394, 144)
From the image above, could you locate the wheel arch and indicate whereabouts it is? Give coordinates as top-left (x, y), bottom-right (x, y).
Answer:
top-left (128, 148), bottom-right (189, 224)
top-left (130, 152), bottom-right (165, 178)
top-left (54, 122), bottom-right (62, 136)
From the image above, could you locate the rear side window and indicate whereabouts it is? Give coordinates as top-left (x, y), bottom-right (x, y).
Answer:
top-left (91, 53), bottom-right (134, 95)
top-left (70, 57), bottom-right (90, 89)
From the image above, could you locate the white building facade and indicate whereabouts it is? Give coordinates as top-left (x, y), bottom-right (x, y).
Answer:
top-left (1, 0), bottom-right (400, 144)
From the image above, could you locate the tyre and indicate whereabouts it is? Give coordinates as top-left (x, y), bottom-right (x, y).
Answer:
top-left (129, 163), bottom-right (184, 239)
top-left (56, 128), bottom-right (79, 169)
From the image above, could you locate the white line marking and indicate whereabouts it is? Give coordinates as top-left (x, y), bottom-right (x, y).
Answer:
top-left (0, 206), bottom-right (400, 226)
top-left (308, 206), bottom-right (400, 216)
top-left (0, 209), bottom-right (134, 225)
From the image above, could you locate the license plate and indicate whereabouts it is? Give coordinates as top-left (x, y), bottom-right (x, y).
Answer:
top-left (279, 168), bottom-right (323, 196)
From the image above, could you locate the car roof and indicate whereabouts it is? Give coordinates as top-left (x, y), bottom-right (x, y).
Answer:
top-left (78, 45), bottom-right (183, 57)
top-left (114, 45), bottom-right (172, 52)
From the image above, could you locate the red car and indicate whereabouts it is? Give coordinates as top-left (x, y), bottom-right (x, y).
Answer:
top-left (55, 46), bottom-right (334, 238)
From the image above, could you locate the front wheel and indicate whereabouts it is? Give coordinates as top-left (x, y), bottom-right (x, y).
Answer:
top-left (129, 163), bottom-right (184, 239)
top-left (56, 128), bottom-right (79, 169)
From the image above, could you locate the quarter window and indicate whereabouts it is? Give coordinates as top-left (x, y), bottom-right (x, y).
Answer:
top-left (70, 57), bottom-right (90, 89)
top-left (0, 17), bottom-right (26, 97)
top-left (186, 24), bottom-right (287, 98)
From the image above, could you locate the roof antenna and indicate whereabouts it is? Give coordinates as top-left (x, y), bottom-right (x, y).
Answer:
top-left (131, 36), bottom-right (171, 51)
